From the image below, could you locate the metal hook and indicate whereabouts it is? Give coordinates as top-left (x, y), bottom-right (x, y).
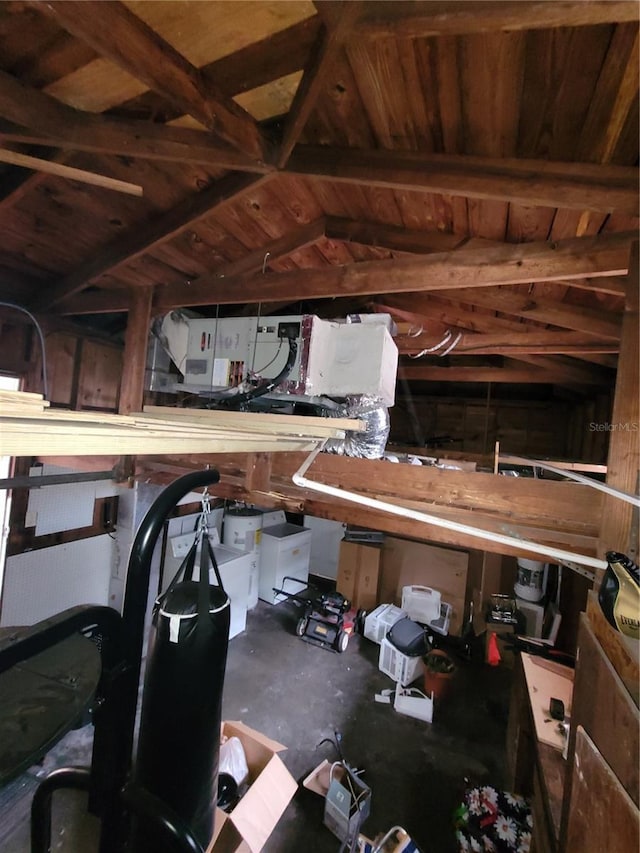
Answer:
top-left (262, 251), bottom-right (271, 274)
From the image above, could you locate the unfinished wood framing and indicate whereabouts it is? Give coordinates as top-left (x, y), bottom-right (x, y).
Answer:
top-left (598, 242), bottom-right (640, 562)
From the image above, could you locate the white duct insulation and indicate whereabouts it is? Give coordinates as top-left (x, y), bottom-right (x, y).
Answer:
top-left (499, 454), bottom-right (640, 508)
top-left (324, 396), bottom-right (390, 459)
top-left (292, 444), bottom-right (608, 574)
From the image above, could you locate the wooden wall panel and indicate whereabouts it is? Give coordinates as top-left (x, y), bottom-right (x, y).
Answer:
top-left (564, 727), bottom-right (639, 853)
top-left (560, 615), bottom-right (639, 849)
top-left (76, 339), bottom-right (122, 410)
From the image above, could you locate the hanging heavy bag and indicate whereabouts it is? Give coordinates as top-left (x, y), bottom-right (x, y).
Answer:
top-left (133, 526), bottom-right (230, 852)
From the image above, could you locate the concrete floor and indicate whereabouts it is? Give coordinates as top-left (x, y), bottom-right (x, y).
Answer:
top-left (1, 599), bottom-right (512, 852)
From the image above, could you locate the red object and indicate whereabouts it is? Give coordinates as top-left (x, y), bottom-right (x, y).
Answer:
top-left (487, 632), bottom-right (501, 666)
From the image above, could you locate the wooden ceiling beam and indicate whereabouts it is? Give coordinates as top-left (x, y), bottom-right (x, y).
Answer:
top-left (277, 2), bottom-right (362, 167)
top-left (29, 0), bottom-right (269, 164)
top-left (356, 1), bottom-right (640, 37)
top-left (33, 172), bottom-right (273, 311)
top-left (398, 365), bottom-right (608, 385)
top-left (500, 355), bottom-right (614, 385)
top-left (288, 146), bottom-right (639, 215)
top-left (0, 75), bottom-right (269, 173)
top-left (331, 220), bottom-right (628, 295)
top-left (59, 231), bottom-right (633, 315)
top-left (146, 231), bottom-right (632, 312)
top-left (431, 287), bottom-right (623, 339)
top-left (395, 331), bottom-right (619, 356)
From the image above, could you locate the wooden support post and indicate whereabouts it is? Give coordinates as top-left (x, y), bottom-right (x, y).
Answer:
top-left (118, 287), bottom-right (152, 415)
top-left (598, 242), bottom-right (639, 574)
top-left (245, 452), bottom-right (272, 493)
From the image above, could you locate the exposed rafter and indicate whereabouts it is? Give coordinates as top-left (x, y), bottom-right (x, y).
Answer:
top-left (28, 0), bottom-right (269, 163)
top-left (33, 173), bottom-right (273, 311)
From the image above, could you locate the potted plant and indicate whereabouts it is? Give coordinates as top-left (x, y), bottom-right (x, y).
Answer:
top-left (423, 648), bottom-right (456, 702)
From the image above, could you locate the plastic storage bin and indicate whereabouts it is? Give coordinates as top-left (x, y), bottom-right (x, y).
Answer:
top-left (401, 585), bottom-right (441, 624)
top-left (378, 638), bottom-right (424, 687)
top-left (364, 604), bottom-right (407, 644)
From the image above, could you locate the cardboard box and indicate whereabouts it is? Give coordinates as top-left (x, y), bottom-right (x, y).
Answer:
top-left (207, 721), bottom-right (297, 853)
top-left (379, 537), bottom-right (468, 635)
top-left (337, 541), bottom-right (381, 611)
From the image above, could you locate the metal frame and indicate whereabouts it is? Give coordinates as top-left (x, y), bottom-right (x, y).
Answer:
top-left (0, 469), bottom-right (222, 853)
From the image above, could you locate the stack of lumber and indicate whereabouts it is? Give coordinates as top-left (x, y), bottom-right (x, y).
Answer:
top-left (0, 393), bottom-right (362, 457)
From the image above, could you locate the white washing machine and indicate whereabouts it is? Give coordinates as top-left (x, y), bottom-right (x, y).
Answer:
top-left (258, 522), bottom-right (312, 605)
top-left (164, 531), bottom-right (251, 639)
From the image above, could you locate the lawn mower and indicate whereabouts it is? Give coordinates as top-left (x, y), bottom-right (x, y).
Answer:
top-left (273, 576), bottom-right (354, 653)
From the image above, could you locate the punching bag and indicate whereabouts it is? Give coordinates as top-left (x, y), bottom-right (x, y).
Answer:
top-left (133, 520), bottom-right (230, 851)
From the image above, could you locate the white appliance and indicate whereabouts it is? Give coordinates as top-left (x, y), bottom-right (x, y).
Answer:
top-left (155, 313), bottom-right (398, 406)
top-left (165, 531), bottom-right (251, 639)
top-left (514, 558), bottom-right (549, 603)
top-left (516, 600), bottom-right (546, 638)
top-left (303, 515), bottom-right (346, 581)
top-left (258, 522), bottom-right (312, 605)
top-left (260, 509), bottom-right (287, 528)
top-left (223, 507), bottom-right (263, 610)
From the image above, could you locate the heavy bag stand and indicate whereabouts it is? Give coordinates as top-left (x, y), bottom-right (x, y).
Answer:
top-left (0, 469), bottom-right (223, 853)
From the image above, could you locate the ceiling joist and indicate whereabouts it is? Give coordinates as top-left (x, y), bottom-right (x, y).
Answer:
top-left (287, 147), bottom-right (639, 215)
top-left (150, 230), bottom-right (632, 310)
top-left (57, 230), bottom-right (633, 316)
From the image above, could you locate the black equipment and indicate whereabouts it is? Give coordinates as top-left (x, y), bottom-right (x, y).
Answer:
top-left (0, 469), bottom-right (227, 853)
top-left (386, 617), bottom-right (430, 657)
top-left (273, 576), bottom-right (353, 653)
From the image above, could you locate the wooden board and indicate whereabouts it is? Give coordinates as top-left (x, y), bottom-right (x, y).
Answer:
top-left (563, 615), bottom-right (640, 813)
top-left (586, 590), bottom-right (639, 707)
top-left (564, 726), bottom-right (640, 853)
top-left (520, 652), bottom-right (574, 751)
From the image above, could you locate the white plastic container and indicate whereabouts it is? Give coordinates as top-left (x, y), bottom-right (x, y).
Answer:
top-left (379, 638), bottom-right (424, 687)
top-left (364, 604), bottom-right (407, 644)
top-left (514, 558), bottom-right (548, 603)
top-left (394, 686), bottom-right (433, 723)
top-left (401, 585), bottom-right (441, 624)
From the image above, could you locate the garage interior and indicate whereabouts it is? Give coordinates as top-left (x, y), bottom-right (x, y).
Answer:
top-left (0, 2), bottom-right (638, 852)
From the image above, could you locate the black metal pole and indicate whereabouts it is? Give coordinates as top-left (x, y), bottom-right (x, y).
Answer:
top-left (31, 767), bottom-right (91, 853)
top-left (93, 469), bottom-right (221, 853)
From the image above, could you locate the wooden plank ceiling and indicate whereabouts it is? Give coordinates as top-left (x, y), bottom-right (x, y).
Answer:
top-left (0, 0), bottom-right (637, 393)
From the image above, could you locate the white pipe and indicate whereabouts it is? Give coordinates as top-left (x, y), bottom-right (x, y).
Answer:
top-left (292, 445), bottom-right (607, 572)
top-left (500, 454), bottom-right (640, 507)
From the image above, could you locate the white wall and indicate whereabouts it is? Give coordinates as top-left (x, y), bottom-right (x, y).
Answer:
top-left (0, 464), bottom-right (122, 627)
top-left (1, 535), bottom-right (115, 626)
